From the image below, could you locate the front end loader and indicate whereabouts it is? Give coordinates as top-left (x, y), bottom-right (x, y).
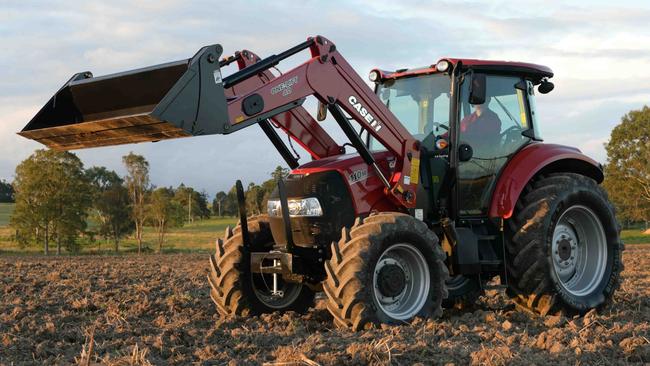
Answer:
top-left (20, 36), bottom-right (623, 330)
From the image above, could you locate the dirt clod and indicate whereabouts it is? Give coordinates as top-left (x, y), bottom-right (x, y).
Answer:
top-left (544, 314), bottom-right (564, 328)
top-left (501, 320), bottom-right (512, 331)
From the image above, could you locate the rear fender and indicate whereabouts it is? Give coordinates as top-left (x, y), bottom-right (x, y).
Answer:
top-left (489, 143), bottom-right (603, 219)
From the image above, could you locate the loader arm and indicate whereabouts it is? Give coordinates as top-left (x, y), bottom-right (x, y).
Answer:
top-left (224, 50), bottom-right (343, 162)
top-left (222, 36), bottom-right (420, 208)
top-left (19, 36), bottom-right (420, 208)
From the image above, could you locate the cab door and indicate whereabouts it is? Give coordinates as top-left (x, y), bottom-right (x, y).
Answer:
top-left (456, 74), bottom-right (532, 216)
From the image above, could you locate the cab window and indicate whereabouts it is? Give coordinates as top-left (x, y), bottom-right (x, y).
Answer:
top-left (457, 74), bottom-right (532, 216)
top-left (370, 73), bottom-right (452, 151)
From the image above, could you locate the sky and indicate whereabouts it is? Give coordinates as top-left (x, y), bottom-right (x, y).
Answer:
top-left (1, 0), bottom-right (649, 196)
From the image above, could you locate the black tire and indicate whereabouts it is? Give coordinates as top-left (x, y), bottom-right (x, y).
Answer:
top-left (323, 212), bottom-right (449, 330)
top-left (442, 275), bottom-right (483, 309)
top-left (506, 173), bottom-right (623, 315)
top-left (207, 215), bottom-right (315, 317)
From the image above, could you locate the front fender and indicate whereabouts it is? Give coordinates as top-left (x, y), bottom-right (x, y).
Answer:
top-left (489, 143), bottom-right (603, 219)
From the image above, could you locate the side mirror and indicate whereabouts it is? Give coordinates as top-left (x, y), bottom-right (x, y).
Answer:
top-left (468, 73), bottom-right (486, 105)
top-left (459, 144), bottom-right (473, 162)
top-left (538, 79), bottom-right (554, 94)
top-left (316, 101), bottom-right (328, 121)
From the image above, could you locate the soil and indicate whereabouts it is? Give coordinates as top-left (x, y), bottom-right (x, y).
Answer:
top-left (1, 245), bottom-right (648, 365)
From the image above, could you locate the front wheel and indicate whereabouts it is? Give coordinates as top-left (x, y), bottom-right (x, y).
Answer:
top-left (506, 173), bottom-right (623, 315)
top-left (323, 213), bottom-right (449, 330)
top-left (207, 216), bottom-right (315, 317)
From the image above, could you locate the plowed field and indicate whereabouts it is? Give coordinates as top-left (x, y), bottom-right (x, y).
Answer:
top-left (1, 245), bottom-right (648, 365)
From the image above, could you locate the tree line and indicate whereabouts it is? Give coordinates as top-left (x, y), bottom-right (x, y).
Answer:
top-left (211, 165), bottom-right (289, 217)
top-left (10, 150), bottom-right (284, 255)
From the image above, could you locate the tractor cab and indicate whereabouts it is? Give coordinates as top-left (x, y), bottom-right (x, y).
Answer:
top-left (370, 59), bottom-right (554, 220)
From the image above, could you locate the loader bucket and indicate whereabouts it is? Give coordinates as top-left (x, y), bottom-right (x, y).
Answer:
top-left (19, 44), bottom-right (230, 150)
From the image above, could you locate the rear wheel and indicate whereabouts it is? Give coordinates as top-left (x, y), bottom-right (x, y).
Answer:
top-left (506, 173), bottom-right (623, 315)
top-left (207, 216), bottom-right (315, 316)
top-left (324, 212), bottom-right (448, 330)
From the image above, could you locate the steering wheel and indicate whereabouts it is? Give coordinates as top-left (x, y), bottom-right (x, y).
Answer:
top-left (421, 122), bottom-right (449, 139)
top-left (500, 126), bottom-right (523, 146)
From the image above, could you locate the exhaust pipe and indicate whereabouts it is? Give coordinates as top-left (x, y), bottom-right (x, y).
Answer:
top-left (19, 44), bottom-right (230, 150)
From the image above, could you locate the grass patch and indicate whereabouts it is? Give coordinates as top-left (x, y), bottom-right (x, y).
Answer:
top-left (0, 203), bottom-right (14, 226)
top-left (2, 212), bottom-right (646, 256)
top-left (0, 216), bottom-right (238, 255)
top-left (621, 229), bottom-right (650, 245)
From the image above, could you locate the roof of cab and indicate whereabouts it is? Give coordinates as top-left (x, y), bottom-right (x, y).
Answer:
top-left (374, 58), bottom-right (553, 81)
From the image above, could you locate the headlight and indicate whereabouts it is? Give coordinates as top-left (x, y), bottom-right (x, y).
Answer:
top-left (267, 197), bottom-right (323, 217)
top-left (435, 60), bottom-right (450, 73)
top-left (368, 70), bottom-right (380, 83)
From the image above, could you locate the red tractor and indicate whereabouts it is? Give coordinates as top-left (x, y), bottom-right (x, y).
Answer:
top-left (20, 36), bottom-right (623, 329)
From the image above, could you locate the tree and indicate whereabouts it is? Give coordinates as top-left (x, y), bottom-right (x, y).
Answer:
top-left (260, 165), bottom-right (290, 213)
top-left (246, 182), bottom-right (265, 215)
top-left (86, 166), bottom-right (133, 252)
top-left (11, 150), bottom-right (92, 255)
top-left (196, 190), bottom-right (211, 218)
top-left (271, 165), bottom-right (290, 182)
top-left (0, 180), bottom-right (14, 203)
top-left (212, 165), bottom-right (289, 218)
top-left (147, 187), bottom-right (184, 253)
top-left (221, 185), bottom-right (240, 217)
top-left (174, 184), bottom-right (210, 222)
top-left (604, 105), bottom-right (650, 223)
top-left (122, 153), bottom-right (150, 253)
top-left (212, 191), bottom-right (227, 216)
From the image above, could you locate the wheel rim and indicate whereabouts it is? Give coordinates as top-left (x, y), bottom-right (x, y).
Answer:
top-left (551, 205), bottom-right (607, 297)
top-left (251, 274), bottom-right (303, 309)
top-left (372, 243), bottom-right (430, 320)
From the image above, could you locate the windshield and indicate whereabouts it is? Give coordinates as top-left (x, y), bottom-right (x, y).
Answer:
top-left (371, 74), bottom-right (451, 150)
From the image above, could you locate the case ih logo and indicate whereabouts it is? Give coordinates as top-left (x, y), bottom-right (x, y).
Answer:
top-left (271, 76), bottom-right (298, 96)
top-left (348, 96), bottom-right (382, 132)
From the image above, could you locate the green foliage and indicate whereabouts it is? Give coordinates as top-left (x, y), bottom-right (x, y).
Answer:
top-left (621, 229), bottom-right (650, 244)
top-left (174, 184), bottom-right (210, 222)
top-left (86, 166), bottom-right (121, 189)
top-left (212, 191), bottom-right (228, 216)
top-left (4, 149), bottom-right (293, 254)
top-left (222, 186), bottom-right (240, 217)
top-left (0, 180), bottom-right (14, 203)
top-left (87, 166), bottom-right (133, 252)
top-left (604, 106), bottom-right (650, 222)
top-left (246, 182), bottom-right (266, 215)
top-left (261, 165), bottom-right (290, 213)
top-left (122, 152), bottom-right (150, 253)
top-left (148, 187), bottom-right (184, 253)
top-left (270, 165), bottom-right (290, 182)
top-left (216, 165), bottom-right (290, 217)
top-left (11, 149), bottom-right (92, 254)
